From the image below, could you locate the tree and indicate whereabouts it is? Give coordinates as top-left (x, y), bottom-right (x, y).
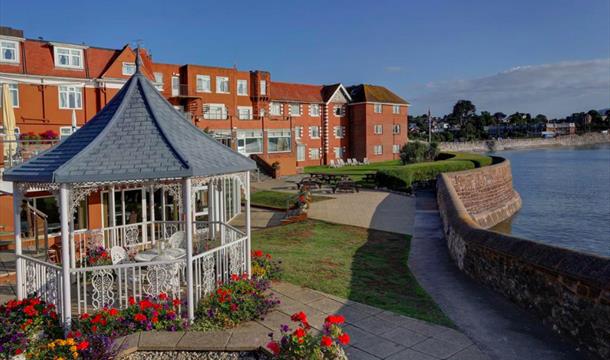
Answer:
top-left (493, 112), bottom-right (507, 123)
top-left (451, 100), bottom-right (476, 125)
top-left (534, 114), bottom-right (548, 123)
top-left (508, 112), bottom-right (528, 125)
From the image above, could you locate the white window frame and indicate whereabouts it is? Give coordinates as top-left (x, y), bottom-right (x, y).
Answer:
top-left (59, 126), bottom-right (81, 140)
top-left (216, 76), bottom-right (230, 93)
top-left (334, 147), bottom-right (344, 159)
top-left (203, 104), bottom-right (227, 120)
top-left (196, 75), bottom-right (211, 93)
top-left (334, 126), bottom-right (345, 139)
top-left (0, 39), bottom-right (19, 63)
top-left (237, 106), bottom-right (253, 120)
top-left (334, 105), bottom-right (345, 117)
top-left (153, 72), bottom-right (164, 90)
top-left (171, 76), bottom-right (180, 96)
top-left (0, 83), bottom-right (19, 108)
top-left (122, 62), bottom-right (136, 75)
top-left (294, 126), bottom-right (304, 139)
top-left (374, 124), bottom-right (383, 134)
top-left (54, 47), bottom-right (83, 69)
top-left (237, 79), bottom-right (248, 96)
top-left (392, 105), bottom-right (400, 114)
top-left (58, 85), bottom-right (83, 109)
top-left (237, 130), bottom-right (263, 155)
top-left (392, 144), bottom-right (400, 154)
top-left (267, 129), bottom-right (292, 153)
top-left (374, 103), bottom-right (382, 113)
top-left (309, 148), bottom-right (320, 160)
top-left (260, 80), bottom-right (267, 95)
top-left (373, 145), bottom-right (383, 155)
top-left (309, 104), bottom-right (320, 116)
top-left (310, 126), bottom-right (320, 139)
top-left (269, 102), bottom-right (281, 116)
top-left (289, 103), bottom-right (300, 117)
top-left (393, 124), bottom-right (401, 134)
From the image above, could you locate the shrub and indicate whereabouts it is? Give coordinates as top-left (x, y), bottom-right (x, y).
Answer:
top-left (266, 312), bottom-right (349, 359)
top-left (39, 130), bottom-right (59, 140)
top-left (0, 297), bottom-right (62, 358)
top-left (399, 141), bottom-right (439, 164)
top-left (194, 274), bottom-right (279, 331)
top-left (27, 337), bottom-right (92, 360)
top-left (252, 250), bottom-right (282, 280)
top-left (84, 245), bottom-right (112, 267)
top-left (376, 160), bottom-right (475, 191)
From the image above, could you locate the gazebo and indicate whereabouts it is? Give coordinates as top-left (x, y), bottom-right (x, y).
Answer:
top-left (3, 53), bottom-right (256, 328)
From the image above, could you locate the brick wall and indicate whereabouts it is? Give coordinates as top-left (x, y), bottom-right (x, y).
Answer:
top-left (436, 159), bottom-right (610, 359)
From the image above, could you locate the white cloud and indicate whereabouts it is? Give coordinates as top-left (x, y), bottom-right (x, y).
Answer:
top-left (411, 59), bottom-right (610, 117)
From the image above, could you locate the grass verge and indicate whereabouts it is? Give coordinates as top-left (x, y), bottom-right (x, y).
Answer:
top-left (250, 190), bottom-right (331, 210)
top-left (252, 219), bottom-right (453, 326)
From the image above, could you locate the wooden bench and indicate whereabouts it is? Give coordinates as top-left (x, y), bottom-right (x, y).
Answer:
top-left (333, 180), bottom-right (359, 193)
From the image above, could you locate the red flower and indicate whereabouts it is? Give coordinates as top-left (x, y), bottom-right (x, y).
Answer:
top-left (321, 335), bottom-right (333, 347)
top-left (151, 316), bottom-right (159, 324)
top-left (231, 274), bottom-right (240, 281)
top-left (29, 298), bottom-right (41, 306)
top-left (293, 327), bottom-right (306, 338)
top-left (172, 299), bottom-right (181, 307)
top-left (158, 293), bottom-right (168, 301)
top-left (291, 311), bottom-right (308, 323)
top-left (139, 299), bottom-right (154, 311)
top-left (325, 314), bottom-right (345, 325)
top-left (128, 297), bottom-right (136, 305)
top-left (80, 313), bottom-right (90, 320)
top-left (338, 333), bottom-right (350, 345)
top-left (14, 349), bottom-right (23, 355)
top-left (253, 250), bottom-right (263, 258)
top-left (91, 314), bottom-right (104, 324)
top-left (77, 341), bottom-right (90, 351)
top-left (230, 303), bottom-right (238, 311)
top-left (266, 341), bottom-right (280, 355)
top-left (265, 253), bottom-right (272, 259)
top-left (23, 305), bottom-right (37, 317)
top-left (91, 325), bottom-right (98, 332)
top-left (108, 308), bottom-right (119, 316)
top-left (134, 313), bottom-right (147, 322)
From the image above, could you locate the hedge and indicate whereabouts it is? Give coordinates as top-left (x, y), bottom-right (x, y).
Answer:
top-left (436, 152), bottom-right (493, 168)
top-left (376, 160), bottom-right (475, 191)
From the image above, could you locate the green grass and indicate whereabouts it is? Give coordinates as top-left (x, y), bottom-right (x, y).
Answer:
top-left (252, 219), bottom-right (453, 326)
top-left (250, 190), bottom-right (331, 210)
top-left (438, 152), bottom-right (493, 167)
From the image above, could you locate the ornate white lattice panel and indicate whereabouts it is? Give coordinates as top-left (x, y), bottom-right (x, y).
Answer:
top-left (91, 269), bottom-right (115, 310)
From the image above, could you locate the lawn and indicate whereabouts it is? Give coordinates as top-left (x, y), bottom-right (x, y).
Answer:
top-left (250, 190), bottom-right (331, 210)
top-left (252, 219), bottom-right (453, 326)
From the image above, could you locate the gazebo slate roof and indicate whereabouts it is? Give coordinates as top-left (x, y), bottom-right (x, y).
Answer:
top-left (4, 65), bottom-right (256, 184)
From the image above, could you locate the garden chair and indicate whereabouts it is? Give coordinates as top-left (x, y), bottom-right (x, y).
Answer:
top-left (352, 158), bottom-right (360, 165)
top-left (110, 246), bottom-right (129, 265)
top-left (347, 159), bottom-right (354, 166)
top-left (329, 159), bottom-right (336, 168)
top-left (168, 230), bottom-right (186, 249)
top-left (123, 224), bottom-right (140, 249)
top-left (363, 158), bottom-right (370, 165)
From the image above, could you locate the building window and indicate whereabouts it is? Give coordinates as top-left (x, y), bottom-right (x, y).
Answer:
top-left (334, 126), bottom-right (345, 139)
top-left (171, 76), bottom-right (180, 96)
top-left (392, 144), bottom-right (400, 154)
top-left (216, 76), bottom-right (229, 93)
top-left (153, 72), bottom-right (164, 90)
top-left (268, 129), bottom-right (291, 153)
top-left (237, 79), bottom-right (248, 96)
top-left (203, 104), bottom-right (227, 120)
top-left (260, 80), bottom-right (267, 95)
top-left (59, 126), bottom-right (81, 140)
top-left (289, 103), bottom-right (300, 116)
top-left (374, 124), bottom-right (383, 134)
top-left (0, 83), bottom-right (19, 107)
top-left (54, 47), bottom-right (83, 69)
top-left (270, 102), bottom-right (281, 116)
top-left (374, 103), bottom-right (382, 113)
top-left (373, 145), bottom-right (383, 155)
top-left (294, 126), bottom-right (304, 139)
top-left (334, 105), bottom-right (345, 117)
top-left (122, 62), bottom-right (136, 75)
top-left (393, 124), bottom-right (401, 134)
top-left (196, 75), bottom-right (211, 92)
top-left (309, 104), bottom-right (320, 116)
top-left (310, 126), bottom-right (320, 139)
top-left (0, 40), bottom-right (19, 63)
top-left (237, 106), bottom-right (253, 120)
top-left (392, 105), bottom-right (400, 114)
top-left (309, 148), bottom-right (320, 160)
top-left (237, 130), bottom-right (263, 154)
top-left (59, 85), bottom-right (82, 109)
top-left (334, 147), bottom-right (344, 159)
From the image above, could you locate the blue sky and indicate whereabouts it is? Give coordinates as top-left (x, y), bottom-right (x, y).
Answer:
top-left (1, 0), bottom-right (608, 117)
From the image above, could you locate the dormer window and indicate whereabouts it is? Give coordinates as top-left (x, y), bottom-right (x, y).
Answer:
top-left (122, 62), bottom-right (136, 75)
top-left (0, 40), bottom-right (19, 63)
top-left (54, 47), bottom-right (83, 69)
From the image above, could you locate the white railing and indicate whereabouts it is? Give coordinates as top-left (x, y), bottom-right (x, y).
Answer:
top-left (71, 258), bottom-right (186, 315)
top-left (18, 254), bottom-right (64, 319)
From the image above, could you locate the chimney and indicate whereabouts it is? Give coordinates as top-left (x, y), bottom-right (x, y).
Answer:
top-left (0, 26), bottom-right (24, 38)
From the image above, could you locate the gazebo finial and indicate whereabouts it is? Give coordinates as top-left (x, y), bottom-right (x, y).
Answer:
top-left (135, 43), bottom-right (144, 74)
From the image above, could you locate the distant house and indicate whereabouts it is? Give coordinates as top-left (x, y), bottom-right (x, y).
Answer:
top-left (546, 121), bottom-right (576, 136)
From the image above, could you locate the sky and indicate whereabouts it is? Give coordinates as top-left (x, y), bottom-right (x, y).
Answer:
top-left (1, 0), bottom-right (608, 117)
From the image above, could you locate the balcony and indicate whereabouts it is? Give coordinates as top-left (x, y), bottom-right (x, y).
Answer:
top-left (1, 138), bottom-right (59, 194)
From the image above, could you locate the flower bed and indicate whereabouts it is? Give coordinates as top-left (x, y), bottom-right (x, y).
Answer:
top-left (194, 274), bottom-right (279, 331)
top-left (266, 311), bottom-right (349, 359)
top-left (251, 250), bottom-right (282, 280)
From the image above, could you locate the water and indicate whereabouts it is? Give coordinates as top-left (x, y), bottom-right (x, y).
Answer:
top-left (491, 144), bottom-right (610, 257)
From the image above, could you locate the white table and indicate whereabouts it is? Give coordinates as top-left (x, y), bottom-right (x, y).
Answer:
top-left (134, 248), bottom-right (186, 262)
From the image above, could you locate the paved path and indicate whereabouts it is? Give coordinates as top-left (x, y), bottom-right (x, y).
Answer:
top-left (308, 190), bottom-right (416, 235)
top-left (408, 190), bottom-right (585, 360)
top-left (118, 281), bottom-right (487, 360)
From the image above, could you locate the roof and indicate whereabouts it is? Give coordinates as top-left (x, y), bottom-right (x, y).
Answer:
top-left (347, 84), bottom-right (409, 105)
top-left (270, 82), bottom-right (323, 103)
top-left (4, 57), bottom-right (255, 184)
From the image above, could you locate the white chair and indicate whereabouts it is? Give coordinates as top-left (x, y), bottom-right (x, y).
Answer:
top-left (123, 225), bottom-right (140, 249)
top-left (346, 159), bottom-right (353, 166)
top-left (168, 230), bottom-right (186, 249)
top-left (111, 246), bottom-right (128, 265)
top-left (329, 159), bottom-right (336, 168)
top-left (363, 158), bottom-right (370, 165)
top-left (351, 158), bottom-right (360, 165)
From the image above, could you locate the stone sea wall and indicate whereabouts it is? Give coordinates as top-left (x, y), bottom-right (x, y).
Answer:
top-left (439, 132), bottom-right (610, 152)
top-left (436, 159), bottom-right (610, 359)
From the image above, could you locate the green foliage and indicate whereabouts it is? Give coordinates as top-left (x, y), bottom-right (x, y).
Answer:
top-left (376, 160), bottom-right (475, 190)
top-left (441, 152), bottom-right (494, 167)
top-left (399, 141), bottom-right (439, 164)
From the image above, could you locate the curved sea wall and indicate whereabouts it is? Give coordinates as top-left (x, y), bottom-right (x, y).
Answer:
top-left (440, 132), bottom-right (610, 152)
top-left (436, 159), bottom-right (610, 358)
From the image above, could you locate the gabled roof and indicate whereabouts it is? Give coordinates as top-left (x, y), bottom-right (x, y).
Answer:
top-left (4, 56), bottom-right (255, 184)
top-left (270, 82), bottom-right (324, 103)
top-left (322, 83), bottom-right (351, 103)
top-left (347, 84), bottom-right (409, 105)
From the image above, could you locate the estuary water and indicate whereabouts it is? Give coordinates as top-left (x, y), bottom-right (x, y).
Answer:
top-left (491, 143), bottom-right (610, 257)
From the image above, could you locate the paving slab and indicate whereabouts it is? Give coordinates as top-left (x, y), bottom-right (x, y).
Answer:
top-left (226, 321), bottom-right (270, 350)
top-left (381, 326), bottom-right (429, 348)
top-left (411, 338), bottom-right (468, 359)
top-left (386, 348), bottom-right (438, 360)
top-left (351, 333), bottom-right (406, 358)
top-left (137, 331), bottom-right (185, 350)
top-left (175, 330), bottom-right (231, 351)
top-left (345, 346), bottom-right (381, 360)
top-left (352, 315), bottom-right (400, 336)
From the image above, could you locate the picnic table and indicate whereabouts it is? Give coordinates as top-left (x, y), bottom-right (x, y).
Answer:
top-left (332, 179), bottom-right (359, 193)
top-left (363, 173), bottom-right (376, 183)
top-left (134, 248), bottom-right (186, 262)
top-left (298, 177), bottom-right (322, 189)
